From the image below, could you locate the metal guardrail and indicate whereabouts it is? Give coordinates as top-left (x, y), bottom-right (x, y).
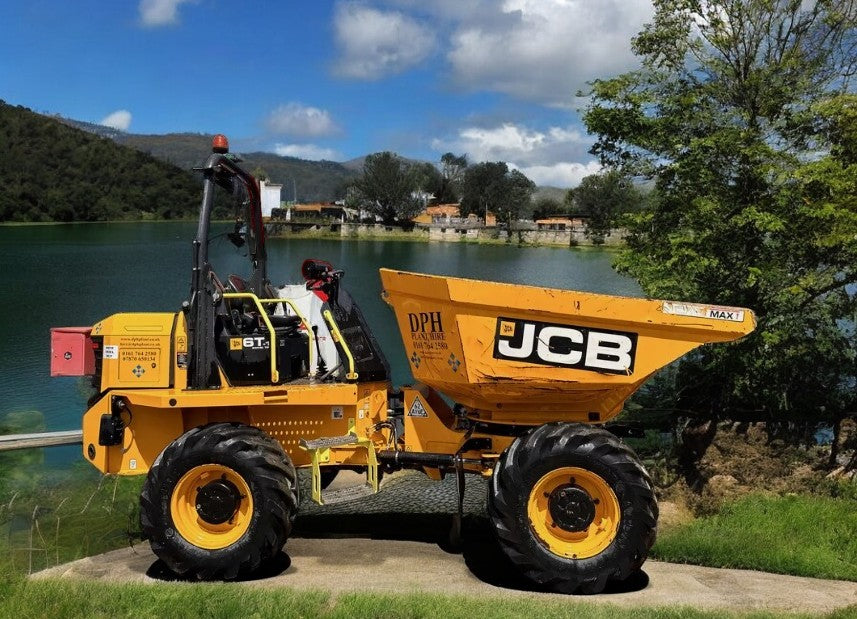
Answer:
top-left (0, 430), bottom-right (83, 452)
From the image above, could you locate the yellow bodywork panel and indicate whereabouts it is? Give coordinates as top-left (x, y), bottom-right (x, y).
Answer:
top-left (381, 269), bottom-right (755, 423)
top-left (82, 376), bottom-right (391, 475)
top-left (403, 385), bottom-right (463, 455)
top-left (401, 385), bottom-right (512, 476)
top-left (85, 308), bottom-right (392, 476)
top-left (93, 313), bottom-right (176, 390)
top-left (82, 396), bottom-right (184, 475)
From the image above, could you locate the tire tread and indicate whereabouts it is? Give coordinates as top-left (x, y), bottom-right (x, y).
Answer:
top-left (488, 422), bottom-right (657, 594)
top-left (140, 422), bottom-right (298, 580)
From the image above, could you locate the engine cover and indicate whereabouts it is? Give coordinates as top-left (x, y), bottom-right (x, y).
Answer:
top-left (216, 328), bottom-right (309, 386)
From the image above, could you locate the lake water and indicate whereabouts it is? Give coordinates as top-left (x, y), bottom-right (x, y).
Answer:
top-left (0, 222), bottom-right (639, 465)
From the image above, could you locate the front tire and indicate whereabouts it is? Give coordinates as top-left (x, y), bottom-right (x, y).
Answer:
top-left (140, 422), bottom-right (298, 580)
top-left (488, 422), bottom-right (657, 594)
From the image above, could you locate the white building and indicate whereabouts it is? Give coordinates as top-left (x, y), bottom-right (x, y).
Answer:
top-left (259, 179), bottom-right (283, 218)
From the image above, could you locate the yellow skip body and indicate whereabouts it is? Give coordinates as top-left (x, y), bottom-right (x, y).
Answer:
top-left (381, 269), bottom-right (755, 423)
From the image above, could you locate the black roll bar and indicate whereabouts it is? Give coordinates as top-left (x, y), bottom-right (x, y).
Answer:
top-left (187, 147), bottom-right (268, 390)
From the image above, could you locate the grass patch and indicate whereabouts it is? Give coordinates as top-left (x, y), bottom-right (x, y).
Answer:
top-left (324, 591), bottom-right (784, 619)
top-left (0, 464), bottom-right (143, 574)
top-left (0, 576), bottom-right (329, 619)
top-left (652, 494), bottom-right (857, 580)
top-left (0, 577), bottom-right (828, 619)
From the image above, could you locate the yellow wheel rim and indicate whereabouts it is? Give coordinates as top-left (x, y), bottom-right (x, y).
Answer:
top-left (527, 467), bottom-right (620, 559)
top-left (170, 464), bottom-right (254, 550)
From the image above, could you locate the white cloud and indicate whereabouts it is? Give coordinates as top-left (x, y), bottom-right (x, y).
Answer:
top-left (274, 143), bottom-right (341, 161)
top-left (332, 3), bottom-right (435, 80)
top-left (265, 103), bottom-right (339, 138)
top-left (515, 161), bottom-right (601, 187)
top-left (138, 0), bottom-right (193, 27)
top-left (453, 124), bottom-right (586, 162)
top-left (99, 110), bottom-right (132, 131)
top-left (444, 0), bottom-right (652, 106)
top-left (348, 0), bottom-right (651, 102)
top-left (432, 122), bottom-right (590, 165)
top-left (385, 0), bottom-right (486, 20)
top-left (432, 121), bottom-right (598, 187)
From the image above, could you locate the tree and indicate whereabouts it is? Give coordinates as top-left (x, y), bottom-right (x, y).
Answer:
top-left (503, 169), bottom-right (537, 226)
top-left (250, 166), bottom-right (269, 182)
top-left (352, 152), bottom-right (420, 224)
top-left (570, 171), bottom-right (641, 243)
top-left (460, 162), bottom-right (536, 228)
top-left (582, 1), bottom-right (857, 438)
top-left (0, 101), bottom-right (203, 223)
top-left (460, 161), bottom-right (508, 220)
top-left (410, 161), bottom-right (444, 205)
top-left (438, 152), bottom-right (468, 203)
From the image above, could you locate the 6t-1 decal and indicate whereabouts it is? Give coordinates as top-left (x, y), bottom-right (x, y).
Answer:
top-left (493, 317), bottom-right (637, 374)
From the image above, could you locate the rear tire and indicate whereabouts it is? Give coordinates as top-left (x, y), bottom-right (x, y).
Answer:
top-left (488, 422), bottom-right (657, 594)
top-left (140, 422), bottom-right (298, 580)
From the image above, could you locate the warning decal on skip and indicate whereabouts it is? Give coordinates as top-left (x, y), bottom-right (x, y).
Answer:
top-left (408, 396), bottom-right (428, 418)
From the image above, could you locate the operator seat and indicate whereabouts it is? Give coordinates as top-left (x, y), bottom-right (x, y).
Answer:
top-left (226, 274), bottom-right (300, 330)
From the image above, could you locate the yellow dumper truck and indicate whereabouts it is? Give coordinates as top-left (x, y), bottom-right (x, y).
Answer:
top-left (50, 136), bottom-right (755, 593)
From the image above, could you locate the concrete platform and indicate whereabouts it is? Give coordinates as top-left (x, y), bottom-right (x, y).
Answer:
top-left (31, 471), bottom-right (857, 614)
top-left (33, 538), bottom-right (857, 614)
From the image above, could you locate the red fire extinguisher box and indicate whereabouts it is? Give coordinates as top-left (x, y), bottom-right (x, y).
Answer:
top-left (50, 327), bottom-right (95, 377)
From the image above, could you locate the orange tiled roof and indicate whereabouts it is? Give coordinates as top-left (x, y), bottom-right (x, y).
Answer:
top-left (425, 204), bottom-right (461, 216)
top-left (535, 217), bottom-right (573, 225)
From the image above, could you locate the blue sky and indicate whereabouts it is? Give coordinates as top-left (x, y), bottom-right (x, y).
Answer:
top-left (0, 0), bottom-right (653, 187)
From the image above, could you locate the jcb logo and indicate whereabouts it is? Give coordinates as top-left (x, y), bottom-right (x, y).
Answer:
top-left (493, 317), bottom-right (637, 374)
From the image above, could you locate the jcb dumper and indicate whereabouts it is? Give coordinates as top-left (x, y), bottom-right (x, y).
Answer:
top-left (51, 136), bottom-right (755, 593)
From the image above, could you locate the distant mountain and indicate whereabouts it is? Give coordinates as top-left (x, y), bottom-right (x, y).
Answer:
top-left (342, 154), bottom-right (428, 172)
top-left (52, 121), bottom-right (359, 203)
top-left (115, 134), bottom-right (358, 203)
top-left (228, 151), bottom-right (357, 203)
top-left (56, 116), bottom-right (127, 140)
top-left (115, 132), bottom-right (212, 170)
top-left (0, 101), bottom-right (207, 222)
top-left (532, 186), bottom-right (569, 203)
top-left (52, 114), bottom-right (568, 204)
top-left (342, 156), bottom-right (366, 172)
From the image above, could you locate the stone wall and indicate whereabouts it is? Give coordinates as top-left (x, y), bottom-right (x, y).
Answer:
top-left (269, 221), bottom-right (625, 246)
top-left (516, 227), bottom-right (625, 247)
top-left (423, 224), bottom-right (625, 246)
top-left (340, 223), bottom-right (429, 239)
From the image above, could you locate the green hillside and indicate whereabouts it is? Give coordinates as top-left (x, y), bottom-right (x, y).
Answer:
top-left (237, 151), bottom-right (356, 202)
top-left (114, 132), bottom-right (212, 170)
top-left (115, 133), bottom-right (358, 202)
top-left (0, 102), bottom-right (204, 222)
